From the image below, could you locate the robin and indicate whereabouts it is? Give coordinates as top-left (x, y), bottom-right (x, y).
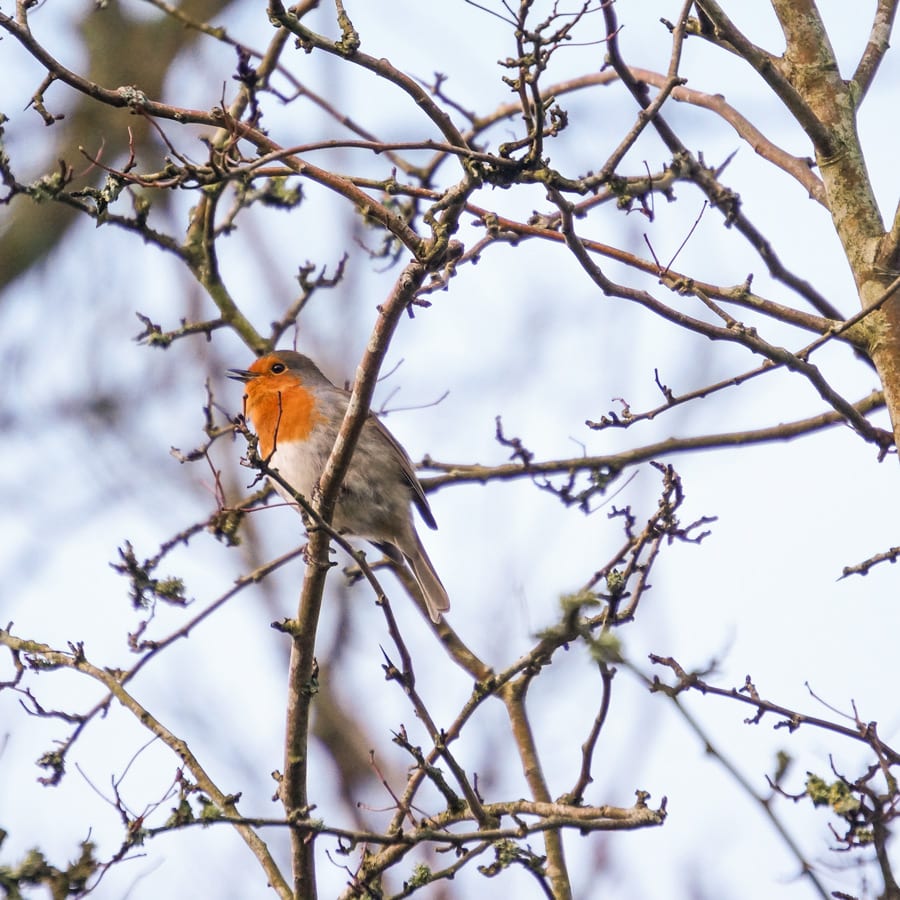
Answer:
top-left (227, 350), bottom-right (450, 623)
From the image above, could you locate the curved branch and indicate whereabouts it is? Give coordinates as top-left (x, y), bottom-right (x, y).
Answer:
top-left (629, 68), bottom-right (825, 204)
top-left (267, 1), bottom-right (471, 151)
top-left (0, 9), bottom-right (427, 258)
top-left (648, 656), bottom-right (900, 764)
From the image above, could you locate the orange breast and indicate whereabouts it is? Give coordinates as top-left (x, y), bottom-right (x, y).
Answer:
top-left (243, 375), bottom-right (323, 457)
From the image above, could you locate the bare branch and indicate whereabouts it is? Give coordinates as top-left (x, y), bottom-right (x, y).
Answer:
top-left (421, 389), bottom-right (887, 493)
top-left (692, 0), bottom-right (836, 153)
top-left (851, 0), bottom-right (899, 102)
top-left (0, 628), bottom-right (293, 899)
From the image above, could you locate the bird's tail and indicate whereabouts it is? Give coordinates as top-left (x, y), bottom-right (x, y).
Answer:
top-left (403, 531), bottom-right (450, 624)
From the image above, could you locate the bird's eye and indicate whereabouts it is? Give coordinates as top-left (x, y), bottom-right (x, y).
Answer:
top-left (270, 362), bottom-right (286, 374)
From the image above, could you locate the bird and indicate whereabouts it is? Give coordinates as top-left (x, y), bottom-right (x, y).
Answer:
top-left (227, 350), bottom-right (450, 623)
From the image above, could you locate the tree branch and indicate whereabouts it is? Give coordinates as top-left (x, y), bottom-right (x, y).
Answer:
top-left (421, 389), bottom-right (887, 493)
top-left (0, 629), bottom-right (293, 899)
top-left (692, 0), bottom-right (836, 153)
top-left (851, 0), bottom-right (899, 102)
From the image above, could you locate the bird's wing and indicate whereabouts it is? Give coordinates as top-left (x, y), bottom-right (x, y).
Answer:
top-left (368, 412), bottom-right (438, 531)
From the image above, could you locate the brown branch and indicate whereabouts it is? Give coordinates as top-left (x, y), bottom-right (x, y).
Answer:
top-left (628, 658), bottom-right (831, 899)
top-left (0, 629), bottom-right (293, 899)
top-left (278, 260), bottom-right (431, 898)
top-left (563, 665), bottom-right (616, 805)
top-left (503, 673), bottom-right (570, 899)
top-left (0, 10), bottom-right (222, 125)
top-left (628, 67), bottom-right (824, 204)
top-left (648, 657), bottom-right (900, 765)
top-left (267, 1), bottom-right (470, 151)
top-left (140, 796), bottom-right (664, 842)
top-left (602, 3), bottom-right (842, 320)
top-left (551, 188), bottom-right (890, 450)
top-left (839, 545), bottom-right (900, 580)
top-left (586, 361), bottom-right (777, 430)
top-left (596, 0), bottom-right (693, 180)
top-left (692, 0), bottom-right (836, 154)
top-left (851, 0), bottom-right (899, 102)
top-left (378, 616), bottom-right (491, 828)
top-left (420, 389), bottom-right (887, 493)
top-left (242, 137), bottom-right (516, 169)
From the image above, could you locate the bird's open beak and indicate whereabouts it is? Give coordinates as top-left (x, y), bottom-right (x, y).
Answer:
top-left (226, 368), bottom-right (255, 383)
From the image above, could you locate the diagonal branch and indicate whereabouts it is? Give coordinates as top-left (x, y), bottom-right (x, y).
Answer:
top-left (691, 0), bottom-right (836, 154)
top-left (280, 258), bottom-right (431, 899)
top-left (851, 0), bottom-right (899, 102)
top-left (600, 6), bottom-right (841, 319)
top-left (0, 629), bottom-right (293, 899)
top-left (596, 0), bottom-right (693, 179)
top-left (267, 0), bottom-right (471, 151)
top-left (628, 658), bottom-right (831, 899)
top-left (628, 68), bottom-right (825, 204)
top-left (551, 189), bottom-right (890, 449)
